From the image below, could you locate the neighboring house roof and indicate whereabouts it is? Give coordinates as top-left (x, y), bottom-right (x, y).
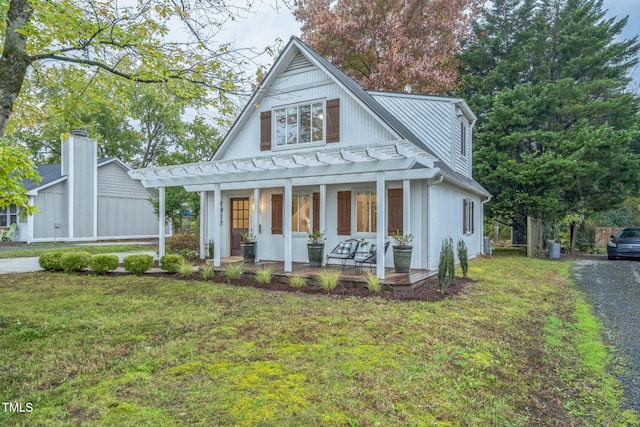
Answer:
top-left (24, 157), bottom-right (130, 194)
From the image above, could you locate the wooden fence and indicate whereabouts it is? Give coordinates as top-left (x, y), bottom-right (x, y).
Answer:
top-left (594, 227), bottom-right (625, 249)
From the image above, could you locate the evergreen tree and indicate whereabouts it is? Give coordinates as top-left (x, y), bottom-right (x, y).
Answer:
top-left (459, 0), bottom-right (640, 236)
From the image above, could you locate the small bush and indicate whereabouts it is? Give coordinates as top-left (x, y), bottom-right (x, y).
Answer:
top-left (317, 268), bottom-right (340, 291)
top-left (38, 251), bottom-right (65, 271)
top-left (364, 271), bottom-right (382, 292)
top-left (160, 254), bottom-right (185, 273)
top-left (61, 251), bottom-right (91, 272)
top-left (89, 254), bottom-right (119, 275)
top-left (177, 258), bottom-right (194, 276)
top-left (438, 238), bottom-right (456, 292)
top-left (200, 265), bottom-right (214, 280)
top-left (289, 274), bottom-right (307, 289)
top-left (255, 266), bottom-right (273, 284)
top-left (124, 254), bottom-right (154, 275)
top-left (224, 262), bottom-right (244, 280)
top-left (457, 239), bottom-right (469, 278)
top-left (166, 234), bottom-right (199, 255)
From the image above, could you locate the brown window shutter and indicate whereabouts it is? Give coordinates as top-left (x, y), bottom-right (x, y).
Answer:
top-left (471, 201), bottom-right (475, 234)
top-left (271, 193), bottom-right (283, 234)
top-left (326, 99), bottom-right (340, 143)
top-left (387, 188), bottom-right (403, 235)
top-left (463, 199), bottom-right (468, 234)
top-left (260, 111), bottom-right (272, 151)
top-left (337, 190), bottom-right (351, 235)
top-left (313, 192), bottom-right (320, 232)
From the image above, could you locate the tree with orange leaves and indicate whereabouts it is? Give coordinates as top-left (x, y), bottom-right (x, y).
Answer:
top-left (291, 0), bottom-right (481, 94)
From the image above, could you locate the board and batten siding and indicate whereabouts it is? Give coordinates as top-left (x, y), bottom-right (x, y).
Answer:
top-left (96, 162), bottom-right (157, 238)
top-left (220, 64), bottom-right (397, 161)
top-left (32, 181), bottom-right (68, 240)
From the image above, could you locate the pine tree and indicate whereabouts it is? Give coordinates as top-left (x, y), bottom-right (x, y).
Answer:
top-left (459, 0), bottom-right (640, 232)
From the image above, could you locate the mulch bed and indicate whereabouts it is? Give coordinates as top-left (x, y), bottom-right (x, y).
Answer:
top-left (114, 267), bottom-right (476, 302)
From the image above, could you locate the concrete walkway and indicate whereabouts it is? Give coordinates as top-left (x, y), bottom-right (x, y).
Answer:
top-left (0, 251), bottom-right (158, 275)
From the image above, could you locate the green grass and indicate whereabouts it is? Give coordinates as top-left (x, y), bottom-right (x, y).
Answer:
top-left (0, 244), bottom-right (155, 259)
top-left (0, 255), bottom-right (636, 426)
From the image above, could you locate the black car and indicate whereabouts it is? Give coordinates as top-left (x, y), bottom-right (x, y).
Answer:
top-left (607, 228), bottom-right (640, 260)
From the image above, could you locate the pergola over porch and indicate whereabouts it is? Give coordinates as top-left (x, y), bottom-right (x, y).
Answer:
top-left (128, 140), bottom-right (441, 278)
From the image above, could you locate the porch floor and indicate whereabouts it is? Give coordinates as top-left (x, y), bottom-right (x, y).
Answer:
top-left (209, 257), bottom-right (437, 291)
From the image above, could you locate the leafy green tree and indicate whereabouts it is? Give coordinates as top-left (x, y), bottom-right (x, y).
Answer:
top-left (459, 0), bottom-right (640, 240)
top-left (0, 138), bottom-right (39, 215)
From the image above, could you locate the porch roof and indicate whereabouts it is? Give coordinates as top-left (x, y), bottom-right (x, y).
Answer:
top-left (128, 140), bottom-right (439, 190)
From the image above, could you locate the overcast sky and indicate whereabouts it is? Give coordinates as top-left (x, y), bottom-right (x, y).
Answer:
top-left (222, 0), bottom-right (640, 87)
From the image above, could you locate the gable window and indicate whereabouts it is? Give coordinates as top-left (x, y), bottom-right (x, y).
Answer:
top-left (463, 199), bottom-right (475, 234)
top-left (274, 102), bottom-right (324, 147)
top-left (0, 205), bottom-right (19, 227)
top-left (292, 194), bottom-right (311, 233)
top-left (460, 121), bottom-right (467, 157)
top-left (356, 190), bottom-right (377, 233)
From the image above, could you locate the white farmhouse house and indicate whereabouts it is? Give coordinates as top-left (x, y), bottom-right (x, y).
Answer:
top-left (7, 132), bottom-right (159, 243)
top-left (128, 37), bottom-right (491, 277)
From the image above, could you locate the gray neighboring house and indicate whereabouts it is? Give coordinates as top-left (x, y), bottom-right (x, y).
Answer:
top-left (6, 133), bottom-right (159, 243)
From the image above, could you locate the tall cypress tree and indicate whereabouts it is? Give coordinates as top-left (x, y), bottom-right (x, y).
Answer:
top-left (459, 0), bottom-right (640, 241)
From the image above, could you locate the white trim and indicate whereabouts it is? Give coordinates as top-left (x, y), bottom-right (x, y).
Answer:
top-left (200, 191), bottom-right (206, 260)
top-left (68, 137), bottom-right (74, 239)
top-left (213, 184), bottom-right (221, 266)
top-left (26, 176), bottom-right (67, 196)
top-left (376, 173), bottom-right (386, 278)
top-left (319, 184), bottom-right (327, 266)
top-left (158, 187), bottom-right (165, 257)
top-left (284, 179), bottom-right (292, 272)
top-left (93, 140), bottom-right (98, 240)
top-left (253, 188), bottom-right (260, 262)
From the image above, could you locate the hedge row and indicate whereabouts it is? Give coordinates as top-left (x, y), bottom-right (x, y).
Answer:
top-left (38, 251), bottom-right (164, 275)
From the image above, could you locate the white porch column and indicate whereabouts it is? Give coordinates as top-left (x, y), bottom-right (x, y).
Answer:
top-left (207, 191), bottom-right (215, 260)
top-left (284, 179), bottom-right (293, 272)
top-left (199, 191), bottom-right (206, 260)
top-left (319, 184), bottom-right (327, 266)
top-left (253, 188), bottom-right (260, 262)
top-left (158, 187), bottom-right (165, 257)
top-left (376, 173), bottom-right (386, 278)
top-left (213, 184), bottom-right (221, 267)
top-left (403, 180), bottom-right (411, 236)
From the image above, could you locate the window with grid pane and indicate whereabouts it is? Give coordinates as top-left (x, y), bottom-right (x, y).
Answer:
top-left (274, 102), bottom-right (323, 146)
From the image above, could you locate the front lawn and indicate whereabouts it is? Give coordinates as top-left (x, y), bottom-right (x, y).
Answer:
top-left (0, 256), bottom-right (637, 426)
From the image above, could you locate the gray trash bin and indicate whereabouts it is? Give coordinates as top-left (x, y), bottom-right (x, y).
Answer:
top-left (548, 242), bottom-right (561, 259)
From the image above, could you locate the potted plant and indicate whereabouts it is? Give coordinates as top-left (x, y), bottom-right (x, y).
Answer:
top-left (390, 230), bottom-right (413, 273)
top-left (307, 230), bottom-right (325, 267)
top-left (240, 231), bottom-right (256, 263)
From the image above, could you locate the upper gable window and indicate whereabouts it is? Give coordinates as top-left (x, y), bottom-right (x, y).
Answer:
top-left (274, 101), bottom-right (324, 147)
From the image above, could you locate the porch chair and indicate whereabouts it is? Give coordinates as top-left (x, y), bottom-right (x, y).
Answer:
top-left (2, 223), bottom-right (16, 241)
top-left (355, 241), bottom-right (390, 272)
top-left (0, 229), bottom-right (5, 241)
top-left (326, 238), bottom-right (360, 268)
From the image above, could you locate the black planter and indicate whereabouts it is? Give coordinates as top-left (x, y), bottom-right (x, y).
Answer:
top-left (307, 243), bottom-right (325, 267)
top-left (393, 245), bottom-right (412, 273)
top-left (241, 242), bottom-right (256, 263)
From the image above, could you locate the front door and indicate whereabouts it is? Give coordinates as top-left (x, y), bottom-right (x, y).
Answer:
top-left (230, 198), bottom-right (249, 256)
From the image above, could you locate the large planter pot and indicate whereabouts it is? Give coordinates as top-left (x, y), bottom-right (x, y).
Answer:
top-left (307, 243), bottom-right (325, 267)
top-left (393, 245), bottom-right (413, 273)
top-left (241, 242), bottom-right (256, 263)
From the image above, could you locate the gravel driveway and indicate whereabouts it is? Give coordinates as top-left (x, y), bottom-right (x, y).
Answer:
top-left (572, 259), bottom-right (640, 413)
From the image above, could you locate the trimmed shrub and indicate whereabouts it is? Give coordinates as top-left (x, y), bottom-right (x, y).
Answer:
top-left (166, 234), bottom-right (199, 255)
top-left (438, 238), bottom-right (456, 292)
top-left (124, 254), bottom-right (154, 275)
top-left (38, 251), bottom-right (66, 271)
top-left (160, 254), bottom-right (185, 273)
top-left (61, 251), bottom-right (91, 272)
top-left (89, 254), bottom-right (119, 275)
